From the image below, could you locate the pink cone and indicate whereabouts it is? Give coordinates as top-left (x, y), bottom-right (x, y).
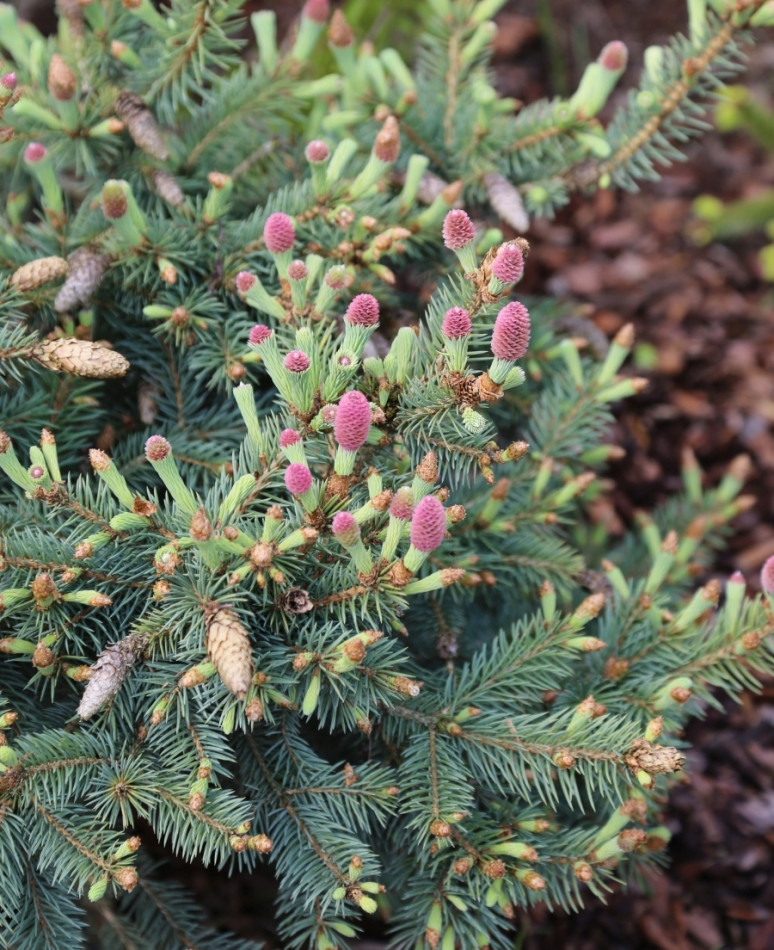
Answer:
top-left (284, 350), bottom-right (310, 373)
top-left (345, 293), bottom-right (380, 327)
top-left (442, 210), bottom-right (475, 250)
top-left (761, 556), bottom-right (774, 595)
top-left (145, 435), bottom-right (171, 462)
top-left (249, 324), bottom-right (273, 345)
top-left (491, 301), bottom-right (530, 361)
top-left (332, 510), bottom-right (360, 547)
top-left (441, 307), bottom-right (471, 340)
top-left (264, 212), bottom-right (295, 254)
top-left (334, 390), bottom-right (371, 451)
top-left (389, 487), bottom-right (414, 521)
top-left (305, 139), bottom-right (330, 163)
top-left (285, 463), bottom-right (313, 496)
top-left (491, 244), bottom-right (524, 285)
top-left (410, 495), bottom-right (446, 553)
top-left (280, 429), bottom-right (301, 448)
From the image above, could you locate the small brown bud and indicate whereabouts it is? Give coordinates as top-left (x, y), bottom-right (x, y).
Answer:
top-left (440, 568), bottom-right (465, 587)
top-left (625, 739), bottom-right (686, 776)
top-left (189, 508), bottom-right (212, 542)
top-left (31, 573), bottom-right (58, 605)
top-left (246, 834), bottom-right (273, 853)
top-left (152, 580), bottom-right (171, 601)
top-left (670, 686), bottom-right (691, 704)
top-left (453, 857), bottom-right (472, 875)
top-left (33, 642), bottom-right (55, 668)
top-left (48, 54), bottom-right (77, 100)
top-left (370, 489), bottom-right (393, 512)
top-left (113, 867), bottom-right (139, 892)
top-left (245, 698), bottom-right (265, 721)
top-left (620, 797), bottom-right (648, 824)
top-left (554, 751), bottom-right (575, 770)
top-left (250, 541), bottom-right (274, 567)
top-left (447, 504), bottom-right (466, 524)
top-left (604, 656), bottom-right (630, 680)
top-left (328, 9), bottom-right (354, 47)
top-left (179, 668), bottom-right (209, 689)
top-left (480, 858), bottom-right (506, 879)
top-left (741, 630), bottom-right (762, 651)
top-left (618, 829), bottom-right (647, 852)
top-left (229, 835), bottom-right (247, 852)
top-left (491, 478), bottom-right (510, 501)
top-left (373, 115), bottom-right (400, 164)
top-left (429, 819), bottom-right (451, 838)
top-left (520, 871), bottom-right (546, 891)
top-left (701, 579), bottom-right (721, 605)
top-left (574, 862), bottom-right (593, 883)
top-left (416, 450), bottom-right (438, 484)
top-left (188, 791), bottom-right (205, 811)
top-left (574, 592), bottom-right (606, 622)
top-left (613, 323), bottom-right (634, 348)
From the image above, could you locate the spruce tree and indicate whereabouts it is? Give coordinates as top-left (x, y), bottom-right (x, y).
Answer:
top-left (1, 1), bottom-right (773, 948)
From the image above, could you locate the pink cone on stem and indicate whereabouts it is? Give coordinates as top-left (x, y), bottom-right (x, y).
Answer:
top-left (334, 390), bottom-right (371, 451)
top-left (345, 293), bottom-right (380, 327)
top-left (442, 210), bottom-right (475, 250)
top-left (263, 212), bottom-right (295, 254)
top-left (410, 495), bottom-right (446, 553)
top-left (491, 301), bottom-right (530, 361)
top-left (441, 307), bottom-right (471, 339)
top-left (285, 463), bottom-right (313, 496)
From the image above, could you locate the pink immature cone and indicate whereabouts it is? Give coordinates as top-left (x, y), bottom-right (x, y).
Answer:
top-left (24, 142), bottom-right (47, 164)
top-left (345, 294), bottom-right (380, 327)
top-left (761, 556), bottom-right (774, 595)
top-left (325, 266), bottom-right (347, 289)
top-left (305, 140), bottom-right (330, 163)
top-left (285, 463), bottom-right (313, 496)
top-left (389, 487), bottom-right (414, 521)
top-left (280, 429), bottom-right (301, 448)
top-left (491, 244), bottom-right (525, 284)
top-left (145, 435), bottom-right (171, 462)
top-left (1, 73), bottom-right (17, 93)
top-left (442, 210), bottom-right (475, 251)
top-left (599, 40), bottom-right (628, 72)
top-left (303, 0), bottom-right (330, 22)
top-left (441, 307), bottom-right (471, 340)
top-left (249, 324), bottom-right (273, 345)
top-left (410, 495), bottom-right (446, 553)
top-left (332, 510), bottom-right (360, 547)
top-left (263, 212), bottom-right (295, 254)
top-left (491, 301), bottom-right (530, 361)
top-left (284, 350), bottom-right (310, 373)
top-left (334, 390), bottom-right (371, 451)
top-left (236, 271), bottom-right (257, 295)
top-left (287, 260), bottom-right (308, 281)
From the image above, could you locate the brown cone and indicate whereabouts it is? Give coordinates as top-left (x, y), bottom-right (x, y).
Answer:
top-left (115, 91), bottom-right (170, 161)
top-left (77, 635), bottom-right (145, 719)
top-left (32, 339), bottom-right (129, 378)
top-left (205, 608), bottom-right (253, 698)
top-left (10, 257), bottom-right (69, 292)
top-left (54, 247), bottom-right (110, 313)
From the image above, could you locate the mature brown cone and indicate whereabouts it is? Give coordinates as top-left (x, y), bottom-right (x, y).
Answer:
top-left (54, 247), bottom-right (110, 313)
top-left (10, 256), bottom-right (69, 292)
top-left (484, 172), bottom-right (529, 233)
top-left (32, 339), bottom-right (130, 378)
top-left (205, 608), bottom-right (253, 698)
top-left (150, 168), bottom-right (185, 207)
top-left (78, 635), bottom-right (145, 719)
top-left (114, 91), bottom-right (170, 160)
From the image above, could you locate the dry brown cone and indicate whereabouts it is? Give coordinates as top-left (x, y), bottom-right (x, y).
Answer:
top-left (205, 607), bottom-right (253, 698)
top-left (483, 172), bottom-right (529, 233)
top-left (54, 247), bottom-right (110, 313)
top-left (32, 338), bottom-right (130, 378)
top-left (78, 635), bottom-right (145, 719)
top-left (10, 257), bottom-right (69, 292)
top-left (151, 168), bottom-right (185, 207)
top-left (114, 90), bottom-right (170, 161)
